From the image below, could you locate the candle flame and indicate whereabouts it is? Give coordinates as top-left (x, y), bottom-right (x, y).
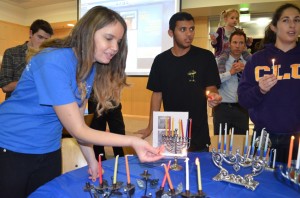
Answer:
top-left (206, 90), bottom-right (210, 95)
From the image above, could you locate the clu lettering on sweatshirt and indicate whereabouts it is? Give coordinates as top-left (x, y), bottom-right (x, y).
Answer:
top-left (254, 64), bottom-right (300, 81)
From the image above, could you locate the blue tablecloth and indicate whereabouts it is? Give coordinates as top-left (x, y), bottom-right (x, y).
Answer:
top-left (29, 152), bottom-right (299, 197)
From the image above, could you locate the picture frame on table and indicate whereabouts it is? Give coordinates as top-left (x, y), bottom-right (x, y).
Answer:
top-left (152, 111), bottom-right (189, 158)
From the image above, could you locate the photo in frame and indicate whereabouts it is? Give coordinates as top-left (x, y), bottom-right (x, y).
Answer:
top-left (152, 111), bottom-right (189, 158)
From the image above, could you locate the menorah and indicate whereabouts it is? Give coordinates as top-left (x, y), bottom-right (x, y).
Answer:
top-left (277, 135), bottom-right (300, 189)
top-left (212, 128), bottom-right (274, 191)
top-left (161, 129), bottom-right (191, 170)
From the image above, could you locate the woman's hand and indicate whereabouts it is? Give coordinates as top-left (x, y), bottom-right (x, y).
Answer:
top-left (131, 137), bottom-right (164, 163)
top-left (258, 74), bottom-right (277, 94)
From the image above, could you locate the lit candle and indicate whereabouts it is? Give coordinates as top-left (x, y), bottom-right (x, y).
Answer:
top-left (296, 137), bottom-right (300, 169)
top-left (272, 58), bottom-right (275, 75)
top-left (263, 133), bottom-right (269, 158)
top-left (251, 131), bottom-right (256, 157)
top-left (244, 130), bottom-right (249, 155)
top-left (218, 123), bottom-right (222, 152)
top-left (230, 128), bottom-right (234, 152)
top-left (161, 160), bottom-right (171, 188)
top-left (206, 90), bottom-right (212, 100)
top-left (125, 154), bottom-right (133, 185)
top-left (113, 155), bottom-right (119, 184)
top-left (98, 154), bottom-right (103, 185)
top-left (257, 130), bottom-right (264, 157)
top-left (287, 136), bottom-right (295, 168)
top-left (162, 163), bottom-right (174, 190)
top-left (185, 157), bottom-right (189, 191)
top-left (224, 123), bottom-right (227, 153)
top-left (189, 118), bottom-right (192, 139)
top-left (272, 149), bottom-right (277, 169)
top-left (195, 157), bottom-right (202, 191)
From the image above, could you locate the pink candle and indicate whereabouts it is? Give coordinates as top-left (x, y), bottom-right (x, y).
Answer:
top-left (98, 154), bottom-right (103, 185)
top-left (161, 160), bottom-right (171, 188)
top-left (287, 136), bottom-right (295, 168)
top-left (125, 155), bottom-right (131, 184)
top-left (163, 162), bottom-right (174, 190)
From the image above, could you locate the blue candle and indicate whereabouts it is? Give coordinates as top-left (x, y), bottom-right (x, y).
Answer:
top-left (251, 131), bottom-right (256, 156)
top-left (263, 133), bottom-right (269, 158)
top-left (230, 128), bottom-right (234, 152)
top-left (257, 130), bottom-right (264, 157)
top-left (218, 123), bottom-right (221, 152)
top-left (244, 130), bottom-right (249, 155)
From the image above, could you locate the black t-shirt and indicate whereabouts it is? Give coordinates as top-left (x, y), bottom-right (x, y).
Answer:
top-left (147, 45), bottom-right (221, 150)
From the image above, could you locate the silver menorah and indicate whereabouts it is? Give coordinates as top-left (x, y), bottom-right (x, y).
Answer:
top-left (211, 129), bottom-right (274, 191)
top-left (161, 129), bottom-right (191, 171)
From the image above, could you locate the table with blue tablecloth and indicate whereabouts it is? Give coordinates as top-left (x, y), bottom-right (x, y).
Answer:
top-left (29, 152), bottom-right (299, 198)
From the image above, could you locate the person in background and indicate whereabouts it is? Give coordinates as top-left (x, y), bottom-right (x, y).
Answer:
top-left (238, 3), bottom-right (300, 163)
top-left (0, 6), bottom-right (163, 198)
top-left (88, 92), bottom-right (125, 161)
top-left (213, 30), bottom-right (251, 135)
top-left (136, 12), bottom-right (222, 152)
top-left (210, 8), bottom-right (253, 58)
top-left (0, 19), bottom-right (53, 99)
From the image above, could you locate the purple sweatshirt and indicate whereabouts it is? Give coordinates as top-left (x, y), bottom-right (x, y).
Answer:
top-left (238, 43), bottom-right (300, 134)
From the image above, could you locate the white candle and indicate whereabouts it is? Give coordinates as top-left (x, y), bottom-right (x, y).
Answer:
top-left (272, 149), bottom-right (277, 169)
top-left (264, 133), bottom-right (269, 157)
top-left (185, 157), bottom-right (189, 191)
top-left (113, 155), bottom-right (119, 184)
top-left (296, 137), bottom-right (300, 169)
top-left (230, 128), bottom-right (234, 152)
top-left (218, 123), bottom-right (222, 152)
top-left (272, 58), bottom-right (275, 75)
top-left (224, 123), bottom-right (227, 153)
top-left (244, 130), bottom-right (249, 155)
top-left (195, 157), bottom-right (202, 191)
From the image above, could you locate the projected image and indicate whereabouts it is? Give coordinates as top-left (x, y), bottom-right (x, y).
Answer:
top-left (79, 0), bottom-right (181, 75)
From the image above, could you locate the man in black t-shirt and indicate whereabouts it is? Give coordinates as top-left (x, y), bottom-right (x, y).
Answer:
top-left (136, 12), bottom-right (222, 151)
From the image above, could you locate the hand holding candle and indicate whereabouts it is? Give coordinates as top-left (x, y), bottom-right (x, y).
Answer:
top-left (113, 155), bottom-right (119, 184)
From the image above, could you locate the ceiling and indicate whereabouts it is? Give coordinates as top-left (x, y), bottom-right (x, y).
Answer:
top-left (1, 0), bottom-right (75, 9)
top-left (2, 0), bottom-right (300, 30)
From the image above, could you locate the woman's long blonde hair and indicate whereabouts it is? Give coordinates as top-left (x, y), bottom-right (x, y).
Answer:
top-left (32, 6), bottom-right (128, 115)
